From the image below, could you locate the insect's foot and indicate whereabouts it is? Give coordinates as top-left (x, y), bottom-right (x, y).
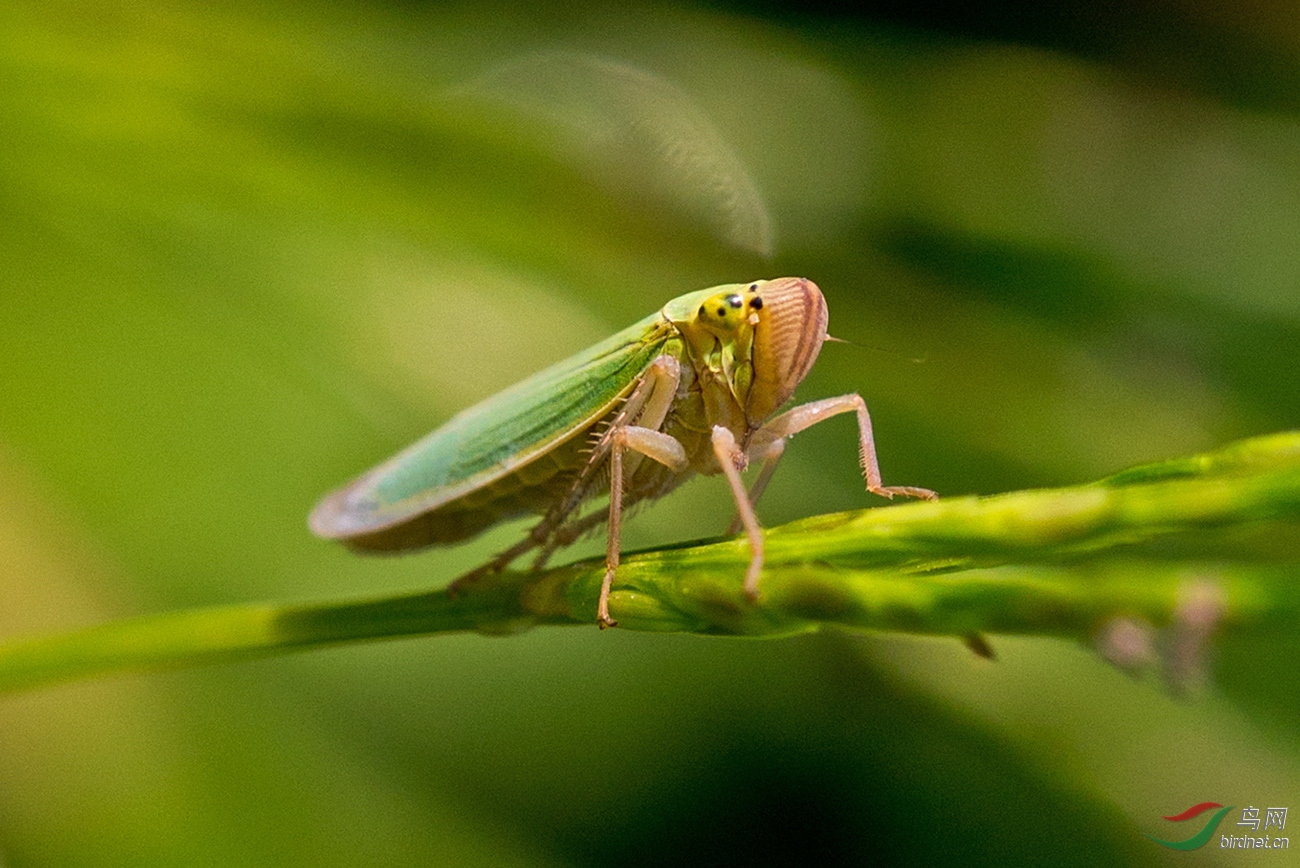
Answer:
top-left (447, 566), bottom-right (492, 599)
top-left (963, 632), bottom-right (996, 659)
top-left (871, 484), bottom-right (938, 501)
top-left (598, 615), bottom-right (619, 630)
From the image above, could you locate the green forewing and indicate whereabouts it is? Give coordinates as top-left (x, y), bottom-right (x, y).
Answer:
top-left (312, 309), bottom-right (674, 538)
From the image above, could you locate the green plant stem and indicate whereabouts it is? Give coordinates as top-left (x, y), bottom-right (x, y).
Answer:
top-left (1, 431), bottom-right (1298, 694)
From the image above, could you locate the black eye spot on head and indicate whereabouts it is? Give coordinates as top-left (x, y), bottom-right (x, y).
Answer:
top-left (748, 283), bottom-right (758, 292)
top-left (716, 306), bottom-right (727, 317)
top-left (727, 294), bottom-right (743, 309)
top-left (698, 304), bottom-right (706, 317)
top-left (748, 297), bottom-right (763, 310)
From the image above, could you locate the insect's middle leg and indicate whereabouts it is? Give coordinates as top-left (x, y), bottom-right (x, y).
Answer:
top-left (454, 355), bottom-right (686, 607)
top-left (599, 424), bottom-right (690, 628)
top-left (595, 354), bottom-right (685, 628)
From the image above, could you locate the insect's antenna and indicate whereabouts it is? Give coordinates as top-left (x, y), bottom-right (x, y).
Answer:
top-left (826, 333), bottom-right (927, 364)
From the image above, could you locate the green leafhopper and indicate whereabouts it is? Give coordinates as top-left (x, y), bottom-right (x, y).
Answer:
top-left (311, 278), bottom-right (935, 627)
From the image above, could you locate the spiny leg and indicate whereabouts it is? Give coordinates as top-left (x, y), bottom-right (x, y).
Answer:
top-left (599, 425), bottom-right (690, 628)
top-left (447, 520), bottom-right (551, 595)
top-left (451, 354), bottom-right (684, 601)
top-left (542, 353), bottom-right (684, 575)
top-left (553, 355), bottom-right (683, 526)
top-left (760, 393), bottom-right (937, 500)
top-left (600, 435), bottom-right (626, 629)
top-left (534, 455), bottom-right (694, 571)
top-left (710, 425), bottom-right (766, 600)
top-left (594, 355), bottom-right (685, 627)
top-left (530, 508), bottom-right (608, 572)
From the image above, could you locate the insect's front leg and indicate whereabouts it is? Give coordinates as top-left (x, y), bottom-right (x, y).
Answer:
top-left (710, 426), bottom-right (767, 600)
top-left (759, 393), bottom-right (937, 501)
top-left (725, 433), bottom-right (785, 536)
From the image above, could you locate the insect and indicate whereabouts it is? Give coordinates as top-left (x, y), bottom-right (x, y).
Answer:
top-left (310, 277), bottom-right (936, 628)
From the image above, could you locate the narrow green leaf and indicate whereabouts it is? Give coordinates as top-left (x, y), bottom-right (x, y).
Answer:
top-left (1, 431), bottom-right (1297, 694)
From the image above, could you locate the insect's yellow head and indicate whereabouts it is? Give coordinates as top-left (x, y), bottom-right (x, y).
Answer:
top-left (684, 287), bottom-right (762, 411)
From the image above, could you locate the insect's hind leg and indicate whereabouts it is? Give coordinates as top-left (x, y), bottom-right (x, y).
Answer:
top-left (447, 520), bottom-right (553, 595)
top-left (530, 508), bottom-right (609, 572)
top-left (453, 353), bottom-right (687, 622)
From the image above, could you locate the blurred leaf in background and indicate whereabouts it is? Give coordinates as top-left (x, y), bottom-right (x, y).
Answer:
top-left (1, 0), bottom-right (1297, 864)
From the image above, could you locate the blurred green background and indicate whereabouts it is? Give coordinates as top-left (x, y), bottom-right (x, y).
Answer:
top-left (2, 0), bottom-right (1298, 864)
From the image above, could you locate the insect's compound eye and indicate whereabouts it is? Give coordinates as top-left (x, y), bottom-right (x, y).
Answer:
top-left (726, 294), bottom-right (743, 309)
